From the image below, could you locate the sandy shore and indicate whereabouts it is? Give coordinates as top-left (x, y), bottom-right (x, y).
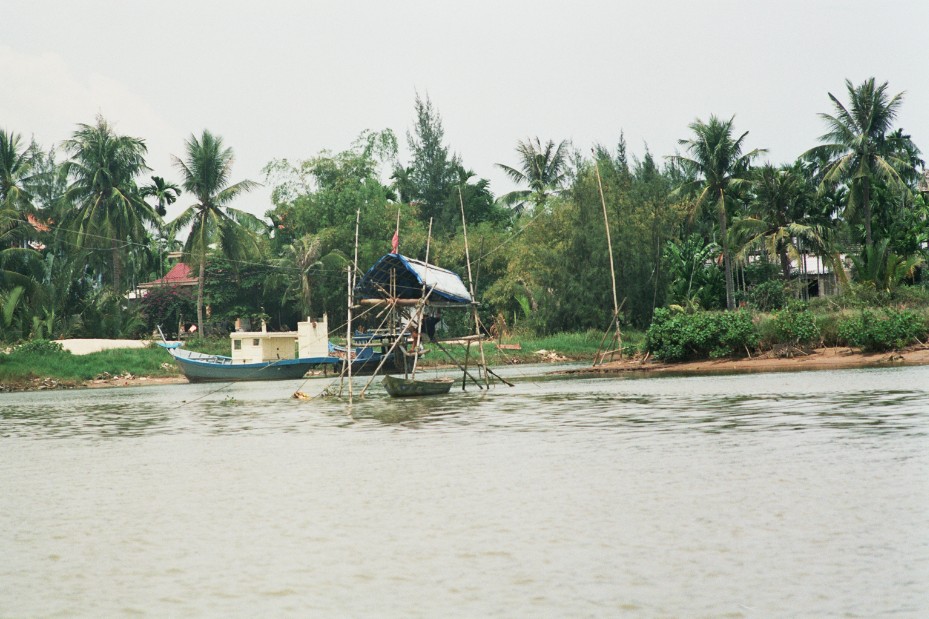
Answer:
top-left (559, 345), bottom-right (929, 376)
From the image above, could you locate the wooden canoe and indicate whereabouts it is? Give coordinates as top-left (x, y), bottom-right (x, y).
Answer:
top-left (382, 375), bottom-right (454, 397)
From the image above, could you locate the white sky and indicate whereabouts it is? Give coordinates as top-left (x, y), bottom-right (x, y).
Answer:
top-left (2, 0), bottom-right (926, 220)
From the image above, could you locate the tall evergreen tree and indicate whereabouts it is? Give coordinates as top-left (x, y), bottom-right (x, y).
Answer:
top-left (407, 93), bottom-right (458, 230)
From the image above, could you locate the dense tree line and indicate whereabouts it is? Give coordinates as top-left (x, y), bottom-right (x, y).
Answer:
top-left (1, 78), bottom-right (926, 344)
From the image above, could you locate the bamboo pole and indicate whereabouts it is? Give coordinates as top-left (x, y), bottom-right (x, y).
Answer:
top-left (462, 340), bottom-right (471, 391)
top-left (459, 187), bottom-right (490, 387)
top-left (353, 209), bottom-right (360, 288)
top-left (411, 218), bottom-right (433, 379)
top-left (431, 339), bottom-right (484, 389)
top-left (593, 153), bottom-right (622, 365)
top-left (358, 288), bottom-right (436, 397)
top-left (346, 264), bottom-right (353, 403)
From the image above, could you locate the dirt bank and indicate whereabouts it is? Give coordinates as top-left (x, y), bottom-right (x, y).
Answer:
top-left (558, 345), bottom-right (929, 376)
top-left (0, 374), bottom-right (187, 393)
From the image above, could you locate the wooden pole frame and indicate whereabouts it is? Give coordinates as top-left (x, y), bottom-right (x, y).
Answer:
top-left (593, 154), bottom-right (623, 365)
top-left (459, 186), bottom-right (490, 388)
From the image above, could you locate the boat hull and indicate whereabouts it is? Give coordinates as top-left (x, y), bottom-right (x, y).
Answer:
top-left (382, 375), bottom-right (454, 397)
top-left (169, 348), bottom-right (339, 383)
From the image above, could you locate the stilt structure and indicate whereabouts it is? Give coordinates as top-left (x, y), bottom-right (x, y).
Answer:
top-left (459, 187), bottom-right (491, 387)
top-left (592, 154), bottom-right (623, 366)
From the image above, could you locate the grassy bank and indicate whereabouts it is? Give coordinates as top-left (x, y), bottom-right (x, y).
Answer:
top-left (0, 342), bottom-right (178, 390)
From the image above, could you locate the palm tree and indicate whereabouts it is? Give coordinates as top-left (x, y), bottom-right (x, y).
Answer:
top-left (669, 115), bottom-right (765, 310)
top-left (851, 238), bottom-right (923, 291)
top-left (63, 116), bottom-right (158, 290)
top-left (806, 78), bottom-right (910, 248)
top-left (0, 203), bottom-right (39, 289)
top-left (733, 163), bottom-right (826, 279)
top-left (0, 129), bottom-right (34, 213)
top-left (171, 130), bottom-right (262, 335)
top-left (496, 137), bottom-right (570, 212)
top-left (141, 175), bottom-right (181, 216)
top-left (273, 232), bottom-right (346, 319)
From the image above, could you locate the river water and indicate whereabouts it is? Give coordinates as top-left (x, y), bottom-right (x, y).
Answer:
top-left (2, 364), bottom-right (927, 617)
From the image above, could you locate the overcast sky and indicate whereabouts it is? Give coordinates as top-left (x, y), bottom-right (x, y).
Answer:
top-left (2, 0), bottom-right (926, 219)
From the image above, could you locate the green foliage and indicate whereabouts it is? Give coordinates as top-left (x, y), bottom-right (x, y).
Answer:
top-left (663, 234), bottom-right (725, 311)
top-left (203, 258), bottom-right (280, 332)
top-left (496, 137), bottom-right (570, 213)
top-left (75, 287), bottom-right (146, 338)
top-left (63, 115), bottom-right (158, 291)
top-left (851, 239), bottom-right (923, 291)
top-left (13, 338), bottom-right (64, 355)
top-left (747, 279), bottom-right (788, 311)
top-left (0, 345), bottom-right (177, 382)
top-left (807, 78), bottom-right (910, 247)
top-left (139, 285), bottom-right (195, 337)
top-left (5, 75), bottom-right (929, 346)
top-left (814, 311), bottom-right (845, 347)
top-left (171, 129), bottom-right (262, 334)
top-left (838, 309), bottom-right (926, 352)
top-left (769, 304), bottom-right (820, 349)
top-left (407, 94), bottom-right (458, 232)
top-left (670, 115), bottom-right (766, 310)
top-left (645, 308), bottom-right (758, 361)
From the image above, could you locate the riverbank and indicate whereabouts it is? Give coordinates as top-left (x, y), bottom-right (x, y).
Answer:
top-left (559, 345), bottom-right (929, 376)
top-left (0, 374), bottom-right (188, 393)
top-left (6, 336), bottom-right (929, 393)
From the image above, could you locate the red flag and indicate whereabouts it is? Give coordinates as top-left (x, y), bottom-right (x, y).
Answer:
top-left (391, 230), bottom-right (399, 254)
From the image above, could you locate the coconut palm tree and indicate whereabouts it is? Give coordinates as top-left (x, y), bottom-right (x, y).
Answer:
top-left (272, 231), bottom-right (347, 319)
top-left (733, 163), bottom-right (827, 279)
top-left (806, 78), bottom-right (911, 248)
top-left (496, 137), bottom-right (570, 212)
top-left (0, 129), bottom-right (34, 213)
top-left (171, 130), bottom-right (262, 335)
top-left (669, 115), bottom-right (765, 310)
top-left (63, 116), bottom-right (158, 290)
top-left (141, 175), bottom-right (181, 217)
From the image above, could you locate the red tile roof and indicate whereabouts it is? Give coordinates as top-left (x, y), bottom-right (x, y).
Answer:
top-left (138, 262), bottom-right (198, 288)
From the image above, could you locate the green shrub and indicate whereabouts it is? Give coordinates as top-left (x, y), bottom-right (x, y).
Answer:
top-left (770, 304), bottom-right (820, 349)
top-left (748, 280), bottom-right (788, 312)
top-left (814, 312), bottom-right (846, 347)
top-left (12, 339), bottom-right (66, 356)
top-left (838, 309), bottom-right (927, 352)
top-left (646, 308), bottom-right (758, 361)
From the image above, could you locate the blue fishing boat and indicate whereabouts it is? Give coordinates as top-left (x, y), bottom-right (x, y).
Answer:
top-left (162, 315), bottom-right (341, 383)
top-left (166, 346), bottom-right (338, 383)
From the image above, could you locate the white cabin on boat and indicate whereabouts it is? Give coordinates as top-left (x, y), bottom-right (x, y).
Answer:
top-left (230, 314), bottom-right (329, 363)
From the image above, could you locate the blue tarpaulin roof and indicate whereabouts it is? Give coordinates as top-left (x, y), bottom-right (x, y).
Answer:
top-left (355, 253), bottom-right (472, 304)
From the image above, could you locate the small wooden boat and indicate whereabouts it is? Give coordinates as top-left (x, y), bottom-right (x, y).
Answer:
top-left (382, 374), bottom-right (454, 398)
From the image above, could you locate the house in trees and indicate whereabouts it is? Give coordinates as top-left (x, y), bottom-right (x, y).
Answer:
top-left (136, 261), bottom-right (198, 296)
